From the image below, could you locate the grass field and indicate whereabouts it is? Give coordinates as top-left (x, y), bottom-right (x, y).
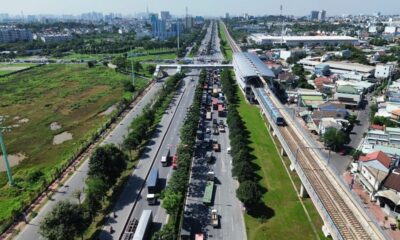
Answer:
top-left (237, 90), bottom-right (325, 240)
top-left (0, 63), bottom-right (37, 76)
top-left (218, 22), bottom-right (233, 61)
top-left (0, 64), bottom-right (148, 229)
top-left (128, 53), bottom-right (177, 62)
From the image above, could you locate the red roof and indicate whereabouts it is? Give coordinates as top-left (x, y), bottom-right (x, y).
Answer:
top-left (359, 151), bottom-right (391, 169)
top-left (314, 77), bottom-right (332, 86)
top-left (218, 104), bottom-right (223, 111)
top-left (392, 108), bottom-right (400, 116)
top-left (370, 124), bottom-right (385, 131)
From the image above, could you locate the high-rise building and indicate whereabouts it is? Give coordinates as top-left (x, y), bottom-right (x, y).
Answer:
top-left (160, 11), bottom-right (171, 21)
top-left (310, 11), bottom-right (319, 21)
top-left (319, 10), bottom-right (327, 21)
top-left (0, 28), bottom-right (33, 43)
top-left (225, 13), bottom-right (230, 19)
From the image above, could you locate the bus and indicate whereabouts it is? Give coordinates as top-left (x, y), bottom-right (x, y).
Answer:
top-left (202, 181), bottom-right (214, 205)
top-left (133, 210), bottom-right (152, 240)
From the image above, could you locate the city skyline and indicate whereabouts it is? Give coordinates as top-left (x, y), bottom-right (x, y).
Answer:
top-left (0, 0), bottom-right (399, 17)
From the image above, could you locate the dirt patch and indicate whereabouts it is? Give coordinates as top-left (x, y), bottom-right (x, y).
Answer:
top-left (50, 122), bottom-right (62, 131)
top-left (53, 131), bottom-right (73, 145)
top-left (0, 153), bottom-right (26, 171)
top-left (0, 66), bottom-right (28, 71)
top-left (99, 104), bottom-right (117, 116)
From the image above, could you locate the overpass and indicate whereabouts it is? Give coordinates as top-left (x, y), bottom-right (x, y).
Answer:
top-left (221, 20), bottom-right (388, 240)
top-left (153, 64), bottom-right (233, 78)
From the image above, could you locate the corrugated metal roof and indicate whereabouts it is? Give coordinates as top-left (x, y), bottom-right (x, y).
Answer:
top-left (233, 52), bottom-right (275, 79)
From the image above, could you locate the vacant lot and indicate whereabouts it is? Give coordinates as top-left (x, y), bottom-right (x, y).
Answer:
top-left (0, 64), bottom-right (148, 228)
top-left (237, 90), bottom-right (324, 240)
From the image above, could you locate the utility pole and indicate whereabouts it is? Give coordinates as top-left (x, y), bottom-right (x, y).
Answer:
top-left (130, 47), bottom-right (135, 86)
top-left (0, 130), bottom-right (15, 186)
top-left (177, 21), bottom-right (180, 49)
top-left (280, 5), bottom-right (284, 45)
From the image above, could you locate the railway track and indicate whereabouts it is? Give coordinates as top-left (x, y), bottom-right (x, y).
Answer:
top-left (219, 20), bottom-right (386, 239)
top-left (281, 126), bottom-right (370, 239)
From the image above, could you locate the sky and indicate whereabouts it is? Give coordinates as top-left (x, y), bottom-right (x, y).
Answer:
top-left (1, 0), bottom-right (399, 17)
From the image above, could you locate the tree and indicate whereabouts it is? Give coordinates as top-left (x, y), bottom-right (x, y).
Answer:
top-left (133, 61), bottom-right (143, 72)
top-left (88, 144), bottom-right (127, 186)
top-left (146, 64), bottom-right (156, 75)
top-left (39, 201), bottom-right (85, 240)
top-left (84, 177), bottom-right (108, 220)
top-left (87, 61), bottom-right (95, 68)
top-left (292, 64), bottom-right (304, 76)
top-left (152, 223), bottom-right (175, 240)
top-left (232, 161), bottom-right (255, 182)
top-left (236, 180), bottom-right (262, 207)
top-left (112, 55), bottom-right (128, 71)
top-left (323, 128), bottom-right (347, 151)
top-left (162, 190), bottom-right (182, 221)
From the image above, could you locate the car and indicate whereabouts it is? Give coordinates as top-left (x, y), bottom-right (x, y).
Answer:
top-left (172, 154), bottom-right (178, 169)
top-left (206, 128), bottom-right (211, 134)
top-left (339, 149), bottom-right (347, 156)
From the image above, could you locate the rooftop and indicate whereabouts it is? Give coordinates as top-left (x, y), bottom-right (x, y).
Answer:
top-left (383, 168), bottom-right (400, 192)
top-left (233, 52), bottom-right (275, 79)
top-left (359, 151), bottom-right (392, 169)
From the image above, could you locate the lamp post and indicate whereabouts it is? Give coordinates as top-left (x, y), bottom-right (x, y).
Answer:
top-left (0, 129), bottom-right (15, 186)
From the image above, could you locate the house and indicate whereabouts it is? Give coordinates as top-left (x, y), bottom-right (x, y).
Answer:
top-left (365, 127), bottom-right (400, 148)
top-left (375, 64), bottom-right (394, 79)
top-left (391, 109), bottom-right (400, 121)
top-left (277, 72), bottom-right (296, 85)
top-left (358, 151), bottom-right (392, 196)
top-left (334, 84), bottom-right (363, 107)
top-left (314, 77), bottom-right (333, 92)
top-left (265, 61), bottom-right (283, 76)
top-left (318, 117), bottom-right (347, 135)
top-left (375, 168), bottom-right (400, 215)
top-left (315, 64), bottom-right (331, 76)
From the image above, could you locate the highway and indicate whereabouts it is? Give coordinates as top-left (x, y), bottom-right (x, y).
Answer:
top-left (14, 72), bottom-right (171, 240)
top-left (98, 71), bottom-right (199, 240)
top-left (221, 20), bottom-right (387, 239)
top-left (181, 69), bottom-right (247, 240)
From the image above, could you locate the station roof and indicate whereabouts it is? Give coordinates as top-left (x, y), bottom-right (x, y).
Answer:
top-left (233, 52), bottom-right (275, 79)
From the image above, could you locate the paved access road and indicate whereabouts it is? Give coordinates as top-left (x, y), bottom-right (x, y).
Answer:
top-left (99, 70), bottom-right (200, 240)
top-left (15, 74), bottom-right (168, 240)
top-left (182, 70), bottom-right (247, 240)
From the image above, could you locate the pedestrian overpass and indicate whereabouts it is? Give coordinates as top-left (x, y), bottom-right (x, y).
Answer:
top-left (153, 64), bottom-right (233, 78)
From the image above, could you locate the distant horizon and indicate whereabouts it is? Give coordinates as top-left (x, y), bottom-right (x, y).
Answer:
top-left (0, 0), bottom-right (399, 18)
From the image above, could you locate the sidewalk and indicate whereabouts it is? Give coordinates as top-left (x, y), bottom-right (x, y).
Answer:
top-left (343, 172), bottom-right (400, 239)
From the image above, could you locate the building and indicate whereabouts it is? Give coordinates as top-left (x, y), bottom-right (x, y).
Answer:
top-left (0, 28), bottom-right (33, 43)
top-left (249, 34), bottom-right (359, 47)
top-left (334, 84), bottom-right (363, 107)
top-left (40, 34), bottom-right (72, 43)
top-left (160, 11), bottom-right (171, 21)
top-left (310, 11), bottom-right (319, 21)
top-left (376, 168), bottom-right (400, 215)
top-left (225, 13), bottom-right (230, 19)
top-left (358, 151), bottom-right (392, 197)
top-left (319, 10), bottom-right (327, 21)
top-left (299, 59), bottom-right (375, 78)
top-left (318, 117), bottom-right (346, 135)
top-left (365, 127), bottom-right (400, 148)
top-left (232, 52), bottom-right (275, 98)
top-left (375, 64), bottom-right (394, 79)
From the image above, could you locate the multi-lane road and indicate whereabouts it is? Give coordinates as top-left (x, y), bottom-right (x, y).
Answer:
top-left (182, 70), bottom-right (246, 240)
top-left (98, 70), bottom-right (200, 240)
top-left (15, 71), bottom-right (171, 240)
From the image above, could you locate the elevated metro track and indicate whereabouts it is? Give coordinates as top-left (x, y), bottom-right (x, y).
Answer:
top-left (221, 21), bottom-right (388, 240)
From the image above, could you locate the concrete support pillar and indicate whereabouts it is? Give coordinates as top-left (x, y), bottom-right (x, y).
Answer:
top-left (299, 184), bottom-right (308, 198)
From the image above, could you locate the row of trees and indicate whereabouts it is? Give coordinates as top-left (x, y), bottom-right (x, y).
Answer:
top-left (154, 71), bottom-right (206, 239)
top-left (39, 144), bottom-right (128, 240)
top-left (123, 73), bottom-right (186, 152)
top-left (39, 73), bottom-right (186, 240)
top-left (220, 69), bottom-right (262, 209)
top-left (291, 64), bottom-right (315, 89)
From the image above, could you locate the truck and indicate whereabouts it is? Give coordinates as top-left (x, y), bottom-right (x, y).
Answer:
top-left (202, 181), bottom-right (214, 205)
top-left (212, 139), bottom-right (220, 152)
top-left (206, 111), bottom-right (212, 121)
top-left (207, 171), bottom-right (215, 181)
top-left (146, 168), bottom-right (158, 205)
top-left (218, 124), bottom-right (225, 133)
top-left (161, 149), bottom-right (170, 167)
top-left (211, 209), bottom-right (219, 228)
